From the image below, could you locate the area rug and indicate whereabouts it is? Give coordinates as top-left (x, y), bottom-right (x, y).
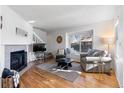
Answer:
top-left (36, 62), bottom-right (82, 82)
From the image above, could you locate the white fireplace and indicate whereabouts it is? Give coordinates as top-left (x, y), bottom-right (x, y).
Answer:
top-left (4, 45), bottom-right (27, 69)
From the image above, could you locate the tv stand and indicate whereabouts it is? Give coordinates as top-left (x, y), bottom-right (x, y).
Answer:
top-left (34, 51), bottom-right (45, 62)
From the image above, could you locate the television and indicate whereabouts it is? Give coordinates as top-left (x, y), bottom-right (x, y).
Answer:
top-left (33, 43), bottom-right (46, 52)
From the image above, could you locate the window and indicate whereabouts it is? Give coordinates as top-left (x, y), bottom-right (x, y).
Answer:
top-left (66, 30), bottom-right (93, 53)
top-left (71, 42), bottom-right (80, 52)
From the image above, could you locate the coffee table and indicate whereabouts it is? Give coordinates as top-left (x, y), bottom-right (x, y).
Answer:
top-left (57, 58), bottom-right (73, 69)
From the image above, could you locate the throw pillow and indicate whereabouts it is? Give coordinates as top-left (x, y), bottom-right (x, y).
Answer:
top-left (87, 49), bottom-right (105, 57)
top-left (103, 50), bottom-right (108, 57)
top-left (87, 49), bottom-right (96, 56)
top-left (58, 49), bottom-right (64, 55)
top-left (93, 50), bottom-right (105, 57)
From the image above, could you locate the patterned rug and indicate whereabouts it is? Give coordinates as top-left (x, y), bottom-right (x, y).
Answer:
top-left (36, 62), bottom-right (82, 82)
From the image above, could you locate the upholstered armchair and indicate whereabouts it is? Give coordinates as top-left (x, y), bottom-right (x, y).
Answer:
top-left (56, 49), bottom-right (66, 62)
top-left (56, 48), bottom-right (70, 62)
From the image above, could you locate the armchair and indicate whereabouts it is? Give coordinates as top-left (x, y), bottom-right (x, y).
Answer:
top-left (55, 48), bottom-right (70, 62)
top-left (55, 48), bottom-right (72, 69)
top-left (56, 49), bottom-right (66, 62)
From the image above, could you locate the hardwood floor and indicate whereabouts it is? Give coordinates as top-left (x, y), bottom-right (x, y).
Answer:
top-left (20, 59), bottom-right (119, 88)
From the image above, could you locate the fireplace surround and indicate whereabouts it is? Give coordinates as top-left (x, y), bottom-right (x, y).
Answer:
top-left (10, 50), bottom-right (27, 71)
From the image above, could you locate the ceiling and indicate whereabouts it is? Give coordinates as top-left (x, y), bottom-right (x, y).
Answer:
top-left (9, 5), bottom-right (117, 31)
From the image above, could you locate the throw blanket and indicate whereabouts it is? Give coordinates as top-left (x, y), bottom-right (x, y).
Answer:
top-left (11, 70), bottom-right (20, 88)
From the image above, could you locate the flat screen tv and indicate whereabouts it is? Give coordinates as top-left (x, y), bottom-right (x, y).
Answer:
top-left (33, 43), bottom-right (46, 52)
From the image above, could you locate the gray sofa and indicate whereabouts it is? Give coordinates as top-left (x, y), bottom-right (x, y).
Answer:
top-left (80, 49), bottom-right (111, 74)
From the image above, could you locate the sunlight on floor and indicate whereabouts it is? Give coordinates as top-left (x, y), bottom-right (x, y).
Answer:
top-left (52, 69), bottom-right (82, 74)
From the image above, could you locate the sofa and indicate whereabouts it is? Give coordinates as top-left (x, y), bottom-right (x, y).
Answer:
top-left (80, 49), bottom-right (111, 74)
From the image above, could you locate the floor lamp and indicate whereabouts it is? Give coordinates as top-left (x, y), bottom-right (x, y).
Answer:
top-left (101, 37), bottom-right (114, 54)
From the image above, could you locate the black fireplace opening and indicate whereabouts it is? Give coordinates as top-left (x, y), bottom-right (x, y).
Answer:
top-left (10, 50), bottom-right (27, 72)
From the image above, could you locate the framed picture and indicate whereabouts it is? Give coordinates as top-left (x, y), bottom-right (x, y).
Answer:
top-left (0, 16), bottom-right (3, 29)
top-left (16, 27), bottom-right (28, 37)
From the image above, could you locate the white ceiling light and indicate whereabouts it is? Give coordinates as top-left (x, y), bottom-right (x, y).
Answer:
top-left (28, 20), bottom-right (36, 24)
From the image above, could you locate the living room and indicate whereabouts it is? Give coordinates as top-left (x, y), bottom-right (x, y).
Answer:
top-left (0, 5), bottom-right (123, 88)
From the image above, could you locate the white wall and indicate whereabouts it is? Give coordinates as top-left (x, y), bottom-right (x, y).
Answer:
top-left (0, 6), bottom-right (5, 78)
top-left (47, 30), bottom-right (66, 54)
top-left (114, 6), bottom-right (124, 88)
top-left (0, 6), bottom-right (1, 44)
top-left (1, 6), bottom-right (33, 45)
top-left (0, 6), bottom-right (33, 77)
top-left (47, 19), bottom-right (115, 55)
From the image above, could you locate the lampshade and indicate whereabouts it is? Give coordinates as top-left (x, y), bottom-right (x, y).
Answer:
top-left (101, 37), bottom-right (114, 44)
